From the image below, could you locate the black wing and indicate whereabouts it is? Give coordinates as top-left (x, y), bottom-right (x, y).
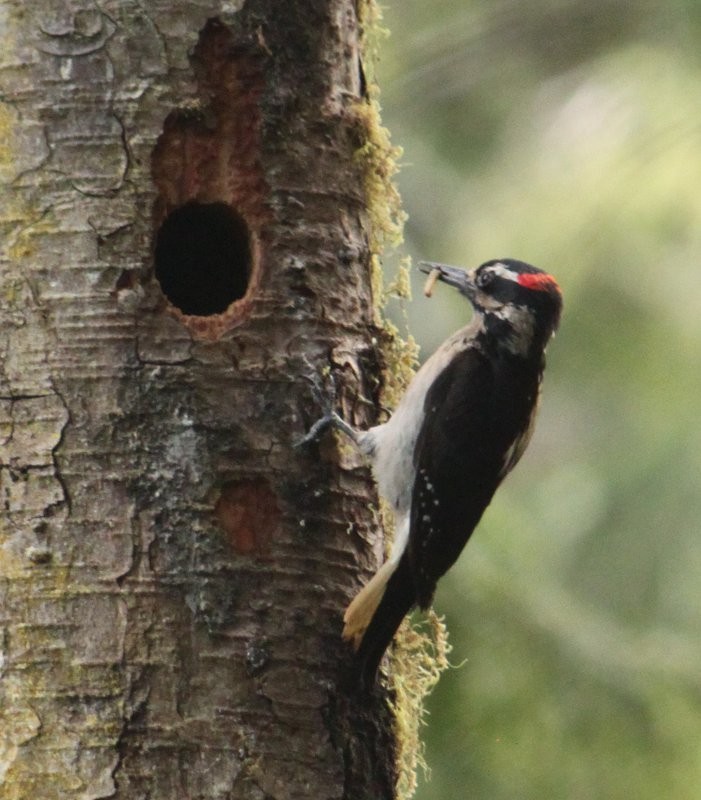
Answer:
top-left (408, 346), bottom-right (540, 607)
top-left (353, 346), bottom-right (541, 686)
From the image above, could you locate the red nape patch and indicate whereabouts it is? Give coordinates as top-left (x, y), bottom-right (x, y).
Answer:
top-left (517, 272), bottom-right (559, 292)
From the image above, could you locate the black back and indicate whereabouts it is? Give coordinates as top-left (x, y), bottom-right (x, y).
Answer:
top-left (408, 344), bottom-right (542, 607)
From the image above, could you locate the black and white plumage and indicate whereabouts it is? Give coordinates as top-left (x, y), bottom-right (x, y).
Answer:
top-left (310, 259), bottom-right (562, 685)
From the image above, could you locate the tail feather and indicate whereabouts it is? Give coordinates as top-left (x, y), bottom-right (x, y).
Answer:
top-left (342, 559), bottom-right (398, 648)
top-left (346, 558), bottom-right (416, 687)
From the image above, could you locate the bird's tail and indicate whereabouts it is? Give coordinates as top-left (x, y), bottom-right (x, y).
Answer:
top-left (343, 557), bottom-right (416, 687)
top-left (342, 559), bottom-right (397, 648)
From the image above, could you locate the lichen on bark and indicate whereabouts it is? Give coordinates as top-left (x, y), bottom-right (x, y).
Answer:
top-left (0, 1), bottom-right (444, 798)
top-left (355, 5), bottom-right (451, 798)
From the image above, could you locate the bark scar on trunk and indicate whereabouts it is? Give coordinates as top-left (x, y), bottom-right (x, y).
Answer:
top-left (149, 18), bottom-right (270, 341)
top-left (215, 477), bottom-right (280, 556)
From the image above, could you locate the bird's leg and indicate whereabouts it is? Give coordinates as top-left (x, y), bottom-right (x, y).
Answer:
top-left (295, 366), bottom-right (360, 448)
top-left (297, 410), bottom-right (358, 447)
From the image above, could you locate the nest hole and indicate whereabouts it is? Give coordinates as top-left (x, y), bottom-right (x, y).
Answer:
top-left (154, 201), bottom-right (251, 316)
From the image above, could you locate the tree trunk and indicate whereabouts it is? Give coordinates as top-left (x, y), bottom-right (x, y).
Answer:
top-left (0, 2), bottom-right (400, 797)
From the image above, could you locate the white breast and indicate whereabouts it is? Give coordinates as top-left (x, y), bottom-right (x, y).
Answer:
top-left (358, 315), bottom-right (482, 560)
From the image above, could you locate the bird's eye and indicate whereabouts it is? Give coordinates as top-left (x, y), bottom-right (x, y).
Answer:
top-left (476, 270), bottom-right (495, 289)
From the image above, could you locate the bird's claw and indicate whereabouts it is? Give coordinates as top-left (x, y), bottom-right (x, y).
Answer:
top-left (295, 411), bottom-right (342, 448)
top-left (295, 361), bottom-right (357, 448)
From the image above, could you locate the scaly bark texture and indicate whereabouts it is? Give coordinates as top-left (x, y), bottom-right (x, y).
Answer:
top-left (0, 2), bottom-right (397, 798)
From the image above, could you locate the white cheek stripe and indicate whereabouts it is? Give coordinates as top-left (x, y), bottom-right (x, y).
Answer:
top-left (488, 263), bottom-right (519, 282)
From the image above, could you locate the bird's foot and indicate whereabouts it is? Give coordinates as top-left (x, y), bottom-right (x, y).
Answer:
top-left (295, 410), bottom-right (355, 448)
top-left (295, 363), bottom-right (358, 448)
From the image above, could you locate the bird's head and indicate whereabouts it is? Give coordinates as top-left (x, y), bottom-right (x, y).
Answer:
top-left (420, 258), bottom-right (562, 355)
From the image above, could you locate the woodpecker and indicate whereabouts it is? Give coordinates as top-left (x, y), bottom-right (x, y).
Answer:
top-left (302, 258), bottom-right (562, 685)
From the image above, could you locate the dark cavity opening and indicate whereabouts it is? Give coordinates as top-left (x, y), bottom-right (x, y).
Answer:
top-left (154, 201), bottom-right (251, 316)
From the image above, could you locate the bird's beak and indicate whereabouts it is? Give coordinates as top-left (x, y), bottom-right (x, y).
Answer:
top-left (419, 261), bottom-right (476, 297)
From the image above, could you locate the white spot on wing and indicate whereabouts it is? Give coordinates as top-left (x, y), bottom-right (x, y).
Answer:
top-left (364, 316), bottom-right (483, 519)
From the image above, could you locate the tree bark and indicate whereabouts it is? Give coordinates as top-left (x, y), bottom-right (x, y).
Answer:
top-left (0, 2), bottom-right (399, 798)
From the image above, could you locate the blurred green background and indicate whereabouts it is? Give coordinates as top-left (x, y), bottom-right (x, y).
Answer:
top-left (375, 2), bottom-right (701, 798)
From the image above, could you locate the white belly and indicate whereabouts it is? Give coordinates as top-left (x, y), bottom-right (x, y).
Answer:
top-left (358, 317), bottom-right (481, 559)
